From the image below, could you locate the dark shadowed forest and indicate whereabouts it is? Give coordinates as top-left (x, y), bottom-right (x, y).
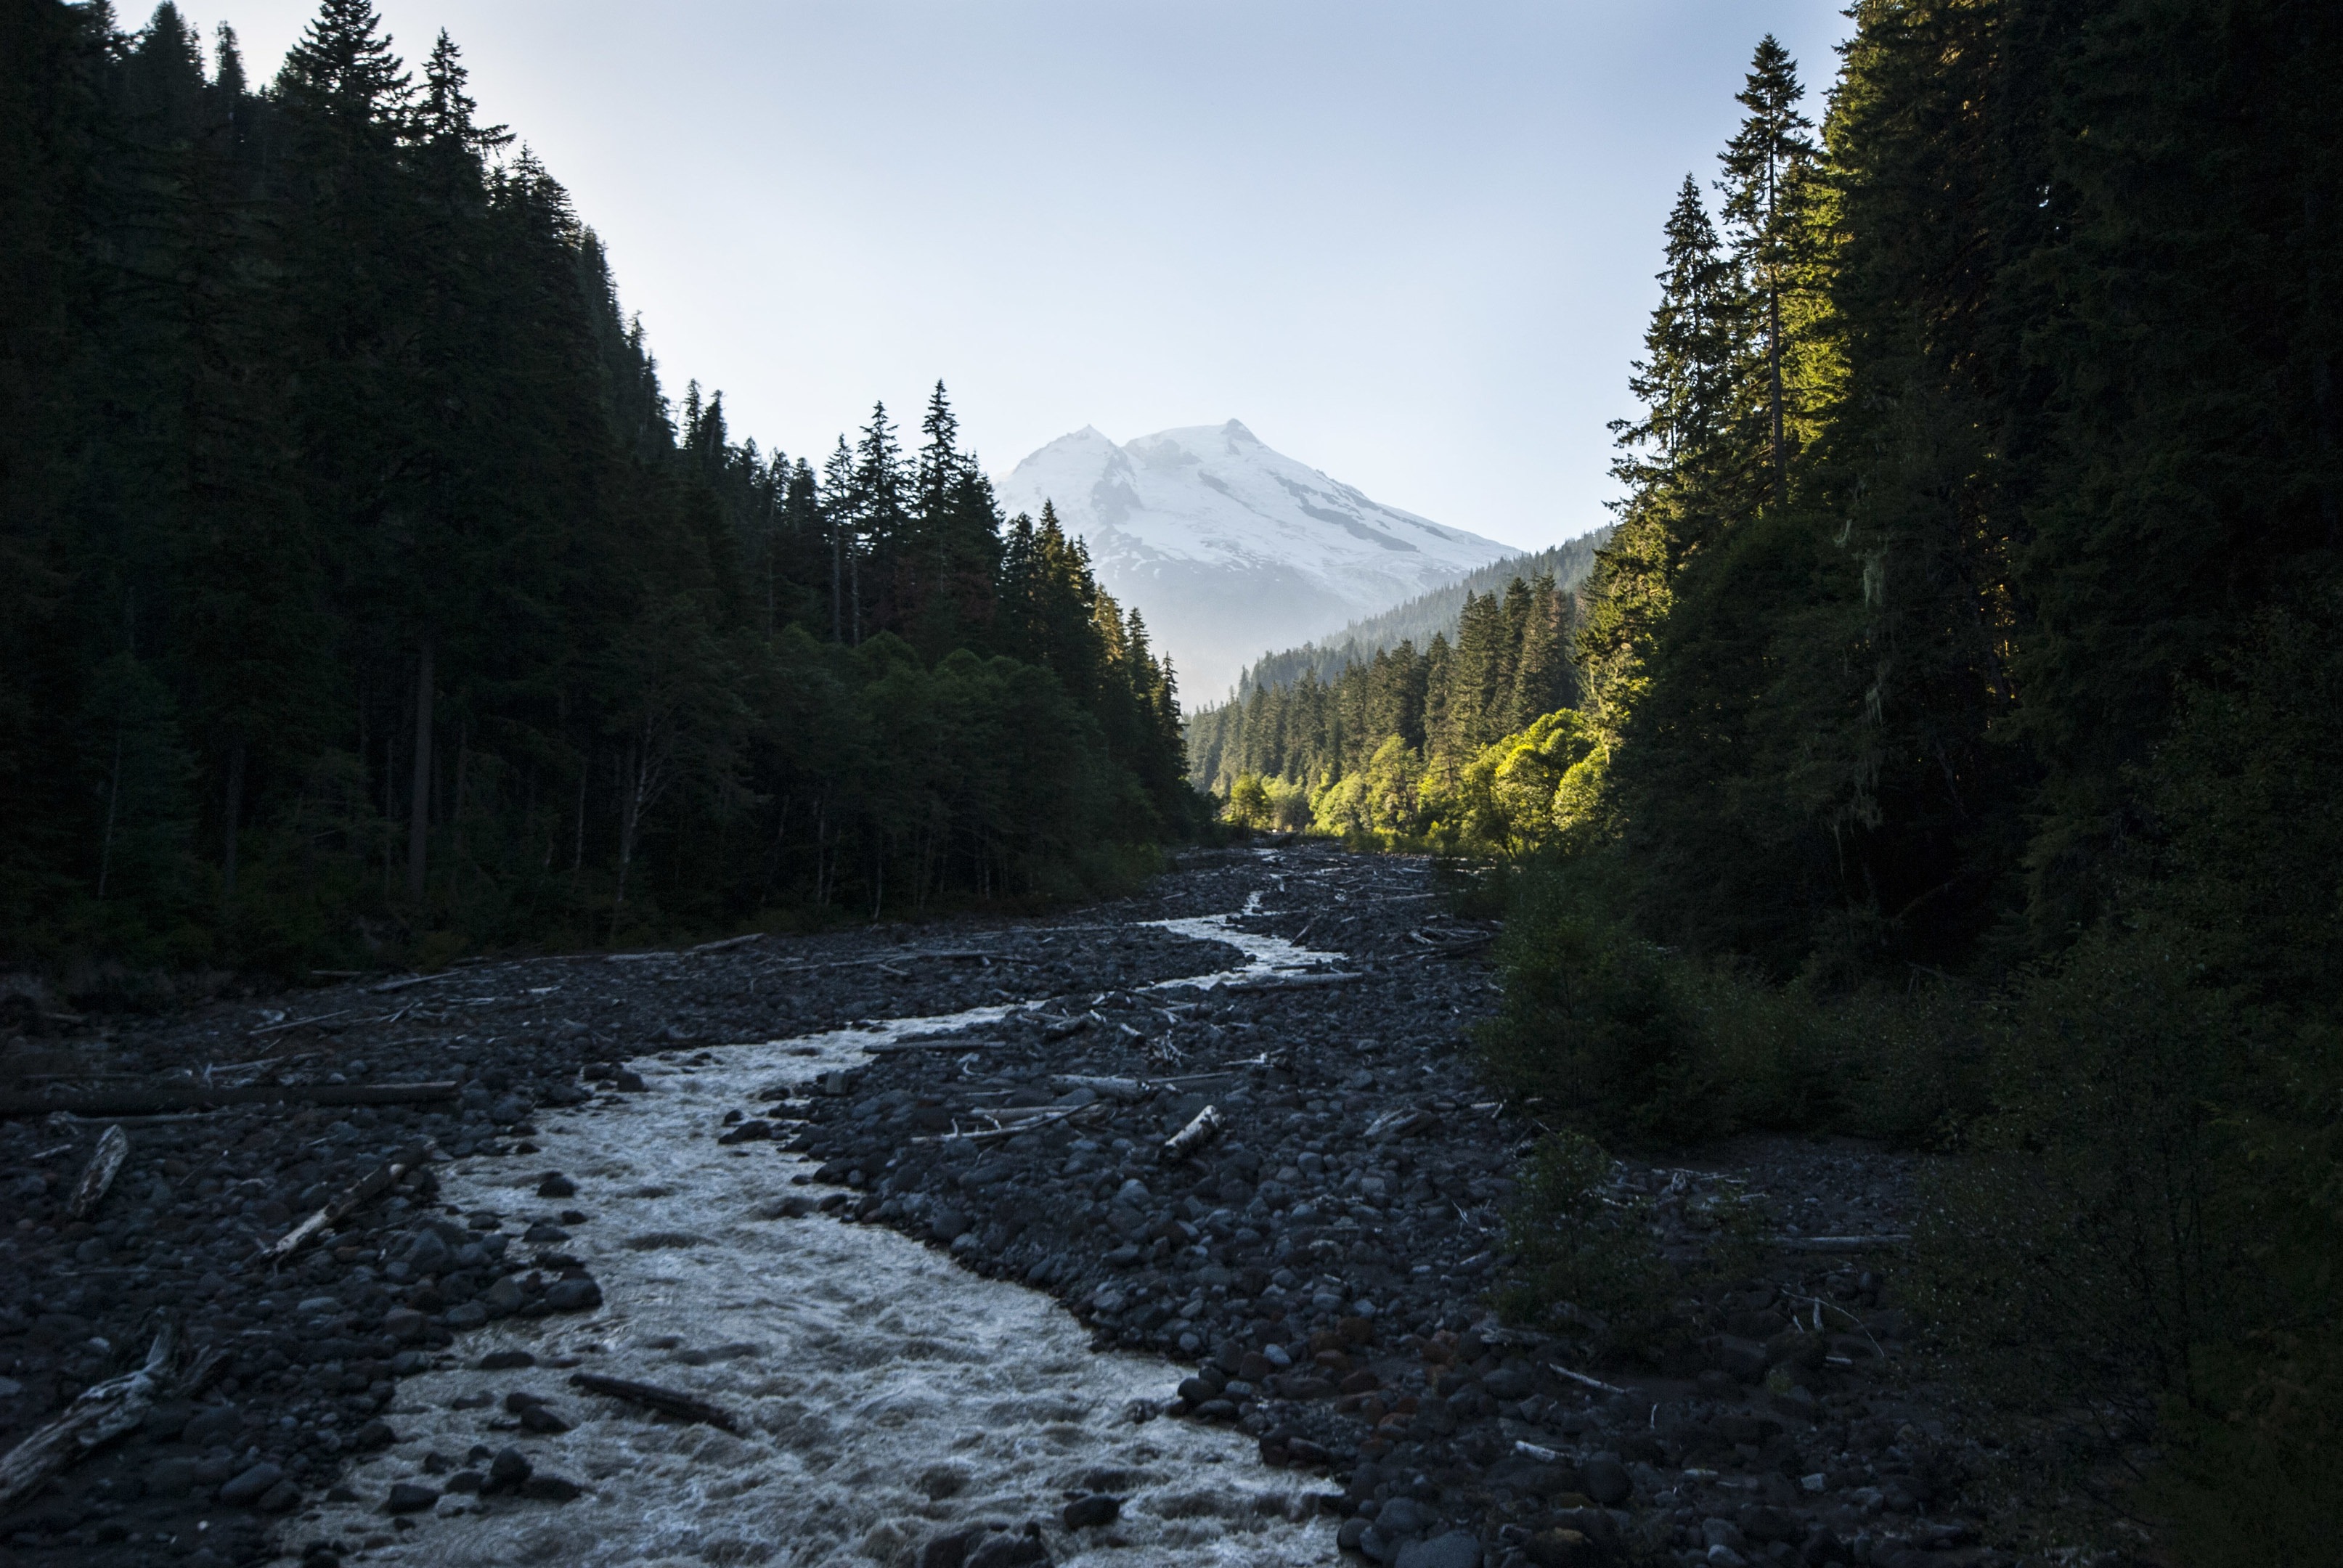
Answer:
top-left (1189, 4), bottom-right (2343, 1558)
top-left (0, 0), bottom-right (1191, 982)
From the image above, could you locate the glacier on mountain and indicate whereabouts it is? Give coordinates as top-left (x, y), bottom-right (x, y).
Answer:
top-left (993, 420), bottom-right (1518, 701)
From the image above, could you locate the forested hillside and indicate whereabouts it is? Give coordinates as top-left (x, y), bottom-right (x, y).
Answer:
top-left (1186, 572), bottom-right (1580, 844)
top-left (1478, 4), bottom-right (2342, 1556)
top-left (0, 0), bottom-right (1189, 978)
top-left (1213, 534), bottom-right (1607, 706)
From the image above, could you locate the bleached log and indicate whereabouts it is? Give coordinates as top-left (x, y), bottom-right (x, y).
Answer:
top-left (1772, 1235), bottom-right (1910, 1253)
top-left (1218, 971), bottom-right (1362, 992)
top-left (1161, 1104), bottom-right (1223, 1161)
top-left (368, 971), bottom-right (462, 994)
top-left (0, 1325), bottom-right (174, 1513)
top-left (264, 1142), bottom-right (433, 1263)
top-left (65, 1124), bottom-right (129, 1220)
top-left (1049, 1075), bottom-right (1151, 1102)
top-left (1548, 1362), bottom-right (1631, 1397)
top-left (688, 933), bottom-right (764, 954)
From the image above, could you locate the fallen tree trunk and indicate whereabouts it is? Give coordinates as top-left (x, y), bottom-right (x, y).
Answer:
top-left (568, 1372), bottom-right (739, 1432)
top-left (0, 1325), bottom-right (174, 1514)
top-left (1772, 1235), bottom-right (1910, 1253)
top-left (865, 1037), bottom-right (1014, 1055)
top-left (368, 971), bottom-right (461, 994)
top-left (65, 1124), bottom-right (129, 1220)
top-left (1215, 971), bottom-right (1362, 992)
top-left (0, 1080), bottom-right (458, 1119)
top-left (264, 1143), bottom-right (435, 1263)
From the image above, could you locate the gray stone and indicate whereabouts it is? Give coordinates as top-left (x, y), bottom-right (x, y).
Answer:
top-left (484, 1447), bottom-right (533, 1494)
top-left (145, 1457), bottom-right (198, 1497)
top-left (182, 1404), bottom-right (241, 1447)
top-left (544, 1277), bottom-right (603, 1311)
top-left (964, 1530), bottom-right (1047, 1568)
top-left (217, 1461), bottom-right (285, 1507)
top-left (1737, 1504), bottom-right (1801, 1543)
top-left (385, 1482), bottom-right (440, 1514)
top-left (1713, 1334), bottom-right (1769, 1382)
top-left (1376, 1497), bottom-right (1438, 1536)
top-left (481, 1275), bottom-right (525, 1315)
top-left (1482, 1365), bottom-right (1533, 1400)
top-left (1395, 1535), bottom-right (1482, 1568)
top-left (1581, 1455), bottom-right (1631, 1506)
top-left (1062, 1493), bottom-right (1122, 1528)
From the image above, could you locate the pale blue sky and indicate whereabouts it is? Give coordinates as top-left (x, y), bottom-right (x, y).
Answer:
top-left (213, 1), bottom-right (1854, 551)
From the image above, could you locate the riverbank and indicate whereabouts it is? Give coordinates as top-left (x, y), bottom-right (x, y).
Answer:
top-left (1, 844), bottom-right (2004, 1568)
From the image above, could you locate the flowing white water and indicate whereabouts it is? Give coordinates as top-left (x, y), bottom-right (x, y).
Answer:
top-left (306, 918), bottom-right (1342, 1567)
top-left (1139, 914), bottom-right (1344, 989)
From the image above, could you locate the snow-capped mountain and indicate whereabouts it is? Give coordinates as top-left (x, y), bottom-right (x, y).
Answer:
top-left (993, 420), bottom-right (1518, 700)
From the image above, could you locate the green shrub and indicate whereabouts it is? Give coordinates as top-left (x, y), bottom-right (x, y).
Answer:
top-left (1480, 849), bottom-right (1987, 1146)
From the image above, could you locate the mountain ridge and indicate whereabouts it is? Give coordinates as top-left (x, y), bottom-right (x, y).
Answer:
top-left (993, 420), bottom-right (1520, 695)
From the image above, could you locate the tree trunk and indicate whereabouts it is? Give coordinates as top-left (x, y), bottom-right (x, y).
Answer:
top-left (407, 638), bottom-right (434, 902)
top-left (97, 724), bottom-right (123, 899)
top-left (571, 750), bottom-right (588, 878)
top-left (611, 736), bottom-right (641, 942)
top-left (1768, 281), bottom-right (1785, 494)
top-left (221, 741), bottom-right (245, 897)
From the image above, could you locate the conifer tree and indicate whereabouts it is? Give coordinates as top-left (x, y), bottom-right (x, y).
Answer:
top-left (1717, 35), bottom-right (1824, 498)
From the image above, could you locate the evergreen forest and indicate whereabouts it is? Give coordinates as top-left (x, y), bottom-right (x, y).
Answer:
top-left (1210, 534), bottom-right (1607, 708)
top-left (0, 0), bottom-right (1191, 980)
top-left (1186, 573), bottom-right (1582, 846)
top-left (1426, 7), bottom-right (2339, 1557)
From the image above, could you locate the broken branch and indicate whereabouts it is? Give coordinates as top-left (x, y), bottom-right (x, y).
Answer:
top-left (0, 1325), bottom-right (175, 1514)
top-left (1161, 1104), bottom-right (1223, 1161)
top-left (65, 1124), bottom-right (129, 1220)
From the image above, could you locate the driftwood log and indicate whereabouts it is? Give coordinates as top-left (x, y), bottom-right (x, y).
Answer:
top-left (1161, 1104), bottom-right (1223, 1161)
top-left (367, 971), bottom-right (461, 995)
top-left (64, 1125), bottom-right (129, 1220)
top-left (568, 1372), bottom-right (739, 1432)
top-left (864, 1037), bottom-right (1014, 1055)
top-left (0, 1079), bottom-right (457, 1120)
top-left (264, 1143), bottom-right (434, 1263)
top-left (1215, 971), bottom-right (1362, 992)
top-left (1772, 1235), bottom-right (1910, 1253)
top-left (0, 1325), bottom-right (175, 1514)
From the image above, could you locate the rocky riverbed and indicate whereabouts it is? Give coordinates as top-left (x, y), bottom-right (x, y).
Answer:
top-left (1, 844), bottom-right (2005, 1568)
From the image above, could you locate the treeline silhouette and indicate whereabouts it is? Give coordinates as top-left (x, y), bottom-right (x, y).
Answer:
top-left (0, 0), bottom-right (1189, 978)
